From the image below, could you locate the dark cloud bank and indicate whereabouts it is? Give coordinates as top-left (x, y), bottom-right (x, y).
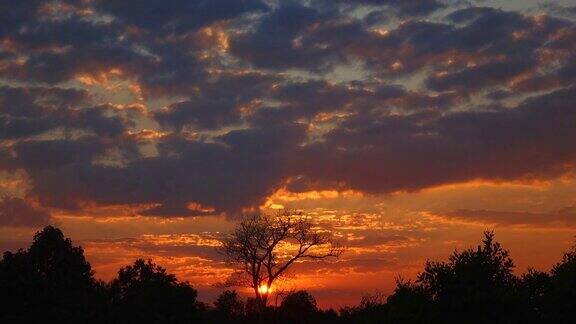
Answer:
top-left (0, 0), bottom-right (575, 223)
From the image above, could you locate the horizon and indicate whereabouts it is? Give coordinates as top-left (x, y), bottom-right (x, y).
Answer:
top-left (1, 0), bottom-right (576, 310)
top-left (4, 223), bottom-right (576, 311)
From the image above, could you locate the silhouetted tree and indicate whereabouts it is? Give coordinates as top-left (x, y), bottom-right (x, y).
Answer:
top-left (385, 278), bottom-right (433, 323)
top-left (339, 291), bottom-right (388, 323)
top-left (517, 268), bottom-right (551, 323)
top-left (7, 226), bottom-right (576, 324)
top-left (109, 258), bottom-right (203, 324)
top-left (0, 226), bottom-right (107, 323)
top-left (279, 290), bottom-right (318, 323)
top-left (545, 242), bottom-right (576, 322)
top-left (417, 231), bottom-right (518, 323)
top-left (219, 210), bottom-right (343, 309)
top-left (213, 290), bottom-right (245, 323)
top-left (243, 297), bottom-right (262, 320)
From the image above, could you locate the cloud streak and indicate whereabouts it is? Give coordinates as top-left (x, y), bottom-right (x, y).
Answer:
top-left (0, 0), bottom-right (575, 219)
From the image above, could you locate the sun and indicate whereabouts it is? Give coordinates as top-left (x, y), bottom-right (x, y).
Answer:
top-left (258, 284), bottom-right (271, 294)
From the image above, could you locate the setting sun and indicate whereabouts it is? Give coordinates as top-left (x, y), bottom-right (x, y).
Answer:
top-left (258, 284), bottom-right (271, 295)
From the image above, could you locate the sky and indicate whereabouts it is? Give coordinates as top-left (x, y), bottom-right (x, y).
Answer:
top-left (1, 0), bottom-right (576, 308)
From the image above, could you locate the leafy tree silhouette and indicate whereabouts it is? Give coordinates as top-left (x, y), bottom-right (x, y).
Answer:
top-left (545, 242), bottom-right (576, 322)
top-left (243, 297), bottom-right (262, 319)
top-left (109, 258), bottom-right (203, 324)
top-left (517, 268), bottom-right (551, 323)
top-left (219, 210), bottom-right (343, 310)
top-left (0, 226), bottom-right (107, 323)
top-left (5, 225), bottom-right (576, 324)
top-left (212, 290), bottom-right (245, 323)
top-left (279, 290), bottom-right (318, 323)
top-left (417, 231), bottom-right (518, 323)
top-left (384, 278), bottom-right (433, 323)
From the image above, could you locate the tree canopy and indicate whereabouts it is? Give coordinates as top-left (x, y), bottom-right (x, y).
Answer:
top-left (109, 259), bottom-right (203, 323)
top-left (0, 226), bottom-right (106, 323)
top-left (2, 226), bottom-right (576, 323)
top-left (219, 210), bottom-right (343, 307)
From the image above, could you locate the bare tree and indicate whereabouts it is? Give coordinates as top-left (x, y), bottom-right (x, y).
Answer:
top-left (218, 210), bottom-right (343, 309)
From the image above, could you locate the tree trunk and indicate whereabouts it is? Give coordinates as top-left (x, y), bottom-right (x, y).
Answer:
top-left (254, 288), bottom-right (266, 312)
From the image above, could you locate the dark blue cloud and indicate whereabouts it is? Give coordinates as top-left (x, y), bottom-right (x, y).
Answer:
top-left (13, 138), bottom-right (109, 170)
top-left (0, 0), bottom-right (575, 217)
top-left (96, 0), bottom-right (268, 33)
top-left (230, 4), bottom-right (336, 71)
top-left (426, 59), bottom-right (533, 93)
top-left (292, 86), bottom-right (576, 193)
top-left (25, 124), bottom-right (305, 215)
top-left (338, 0), bottom-right (445, 16)
top-left (0, 197), bottom-right (51, 227)
top-left (0, 87), bottom-right (133, 140)
top-left (155, 98), bottom-right (241, 131)
top-left (154, 72), bottom-right (276, 130)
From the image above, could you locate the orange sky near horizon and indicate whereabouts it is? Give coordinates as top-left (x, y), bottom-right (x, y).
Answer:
top-left (3, 178), bottom-right (575, 308)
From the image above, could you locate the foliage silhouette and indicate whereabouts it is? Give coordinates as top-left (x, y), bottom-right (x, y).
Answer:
top-left (219, 210), bottom-right (343, 308)
top-left (109, 258), bottom-right (203, 324)
top-left (0, 226), bottom-right (107, 323)
top-left (278, 290), bottom-right (319, 323)
top-left (517, 268), bottom-right (551, 323)
top-left (416, 231), bottom-right (518, 323)
top-left (384, 279), bottom-right (433, 323)
top-left (210, 290), bottom-right (246, 323)
top-left (545, 243), bottom-right (576, 322)
top-left (3, 226), bottom-right (576, 324)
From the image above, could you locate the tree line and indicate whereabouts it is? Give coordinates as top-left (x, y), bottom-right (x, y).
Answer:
top-left (2, 226), bottom-right (576, 323)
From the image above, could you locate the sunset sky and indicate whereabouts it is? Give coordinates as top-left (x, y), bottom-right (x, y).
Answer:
top-left (1, 0), bottom-right (576, 308)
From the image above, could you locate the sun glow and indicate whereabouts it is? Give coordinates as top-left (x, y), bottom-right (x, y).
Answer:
top-left (258, 284), bottom-right (271, 295)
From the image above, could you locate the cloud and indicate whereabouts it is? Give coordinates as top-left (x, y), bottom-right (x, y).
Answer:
top-left (231, 4), bottom-right (333, 71)
top-left (155, 71), bottom-right (276, 130)
top-left (426, 59), bottom-right (533, 93)
top-left (291, 86), bottom-right (576, 194)
top-left (0, 87), bottom-right (132, 139)
top-left (337, 0), bottom-right (445, 17)
top-left (20, 124), bottom-right (305, 215)
top-left (0, 86), bottom-right (90, 139)
top-left (437, 207), bottom-right (576, 227)
top-left (0, 86), bottom-right (135, 142)
top-left (13, 138), bottom-right (109, 170)
top-left (95, 0), bottom-right (268, 33)
top-left (0, 0), bottom-right (46, 37)
top-left (0, 196), bottom-right (51, 227)
top-left (155, 98), bottom-right (240, 131)
top-left (0, 1), bottom-right (575, 217)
